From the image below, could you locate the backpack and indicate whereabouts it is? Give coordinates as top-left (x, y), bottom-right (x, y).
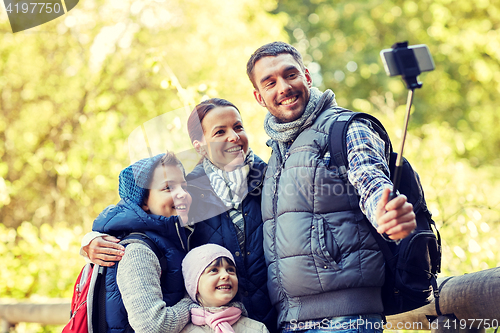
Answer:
top-left (62, 232), bottom-right (167, 333)
top-left (328, 111), bottom-right (442, 316)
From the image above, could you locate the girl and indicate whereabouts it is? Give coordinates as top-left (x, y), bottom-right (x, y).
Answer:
top-left (91, 152), bottom-right (193, 333)
top-left (180, 244), bottom-right (269, 333)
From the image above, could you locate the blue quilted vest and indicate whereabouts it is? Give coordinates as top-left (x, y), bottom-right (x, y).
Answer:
top-left (92, 199), bottom-right (187, 333)
top-left (186, 155), bottom-right (278, 332)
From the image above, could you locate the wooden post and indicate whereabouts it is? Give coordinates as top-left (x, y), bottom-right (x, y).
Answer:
top-left (0, 319), bottom-right (14, 333)
top-left (386, 267), bottom-right (500, 330)
top-left (434, 268), bottom-right (500, 323)
top-left (0, 299), bottom-right (70, 329)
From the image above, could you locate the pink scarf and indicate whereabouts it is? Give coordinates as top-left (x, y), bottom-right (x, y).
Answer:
top-left (191, 307), bottom-right (242, 333)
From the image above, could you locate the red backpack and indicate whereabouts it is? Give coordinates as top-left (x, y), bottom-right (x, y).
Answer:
top-left (62, 233), bottom-right (167, 333)
top-left (62, 263), bottom-right (95, 333)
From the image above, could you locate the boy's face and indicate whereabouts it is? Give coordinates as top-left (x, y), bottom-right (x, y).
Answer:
top-left (142, 164), bottom-right (192, 224)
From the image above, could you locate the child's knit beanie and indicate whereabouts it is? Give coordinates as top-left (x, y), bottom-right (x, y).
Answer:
top-left (182, 244), bottom-right (236, 302)
top-left (118, 153), bottom-right (165, 206)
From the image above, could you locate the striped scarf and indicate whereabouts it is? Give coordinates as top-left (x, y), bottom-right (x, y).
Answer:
top-left (203, 149), bottom-right (255, 250)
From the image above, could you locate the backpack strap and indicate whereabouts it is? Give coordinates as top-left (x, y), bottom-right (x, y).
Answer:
top-left (327, 110), bottom-right (400, 263)
top-left (328, 111), bottom-right (393, 212)
top-left (122, 232), bottom-right (168, 271)
top-left (328, 111), bottom-right (392, 173)
top-left (95, 266), bottom-right (107, 333)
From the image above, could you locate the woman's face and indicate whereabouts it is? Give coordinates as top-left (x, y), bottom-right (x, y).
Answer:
top-left (194, 106), bottom-right (249, 172)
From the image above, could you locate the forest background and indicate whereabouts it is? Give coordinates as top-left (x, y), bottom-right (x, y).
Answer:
top-left (1, 0), bottom-right (500, 332)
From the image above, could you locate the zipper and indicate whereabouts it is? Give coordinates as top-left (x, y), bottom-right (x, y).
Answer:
top-left (68, 298), bottom-right (88, 329)
top-left (70, 300), bottom-right (87, 319)
top-left (174, 220), bottom-right (186, 252)
top-left (184, 224), bottom-right (194, 251)
top-left (271, 153), bottom-right (286, 295)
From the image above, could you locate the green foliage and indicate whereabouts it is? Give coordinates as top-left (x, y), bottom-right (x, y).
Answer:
top-left (0, 222), bottom-right (83, 332)
top-left (0, 222), bottom-right (84, 298)
top-left (275, 0), bottom-right (500, 166)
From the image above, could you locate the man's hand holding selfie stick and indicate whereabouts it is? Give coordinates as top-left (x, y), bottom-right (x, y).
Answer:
top-left (375, 41), bottom-right (435, 240)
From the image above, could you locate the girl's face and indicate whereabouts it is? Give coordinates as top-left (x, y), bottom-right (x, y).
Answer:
top-left (194, 106), bottom-right (249, 172)
top-left (142, 164), bottom-right (192, 224)
top-left (197, 257), bottom-right (238, 308)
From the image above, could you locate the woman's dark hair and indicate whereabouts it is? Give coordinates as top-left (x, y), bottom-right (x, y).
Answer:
top-left (187, 98), bottom-right (240, 143)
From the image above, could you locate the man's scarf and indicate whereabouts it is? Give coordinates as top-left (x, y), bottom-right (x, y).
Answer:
top-left (264, 87), bottom-right (337, 160)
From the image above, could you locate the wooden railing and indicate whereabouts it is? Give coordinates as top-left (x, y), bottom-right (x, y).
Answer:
top-left (386, 267), bottom-right (500, 332)
top-left (0, 298), bottom-right (69, 332)
top-left (1, 268), bottom-right (499, 333)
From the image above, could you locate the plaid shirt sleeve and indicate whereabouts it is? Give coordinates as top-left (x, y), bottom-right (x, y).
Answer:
top-left (346, 118), bottom-right (393, 228)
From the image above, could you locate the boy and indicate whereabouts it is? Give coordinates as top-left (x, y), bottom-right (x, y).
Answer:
top-left (90, 152), bottom-right (193, 333)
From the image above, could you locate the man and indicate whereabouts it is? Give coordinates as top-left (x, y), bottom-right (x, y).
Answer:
top-left (246, 41), bottom-right (416, 332)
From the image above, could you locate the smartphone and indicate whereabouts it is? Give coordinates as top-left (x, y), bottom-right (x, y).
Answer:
top-left (380, 44), bottom-right (435, 77)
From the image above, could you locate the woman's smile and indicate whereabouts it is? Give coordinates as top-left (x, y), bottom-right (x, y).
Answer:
top-left (195, 106), bottom-right (249, 171)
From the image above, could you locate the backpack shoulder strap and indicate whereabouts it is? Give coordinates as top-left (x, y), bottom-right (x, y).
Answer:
top-left (122, 232), bottom-right (168, 271)
top-left (328, 111), bottom-right (393, 171)
top-left (95, 266), bottom-right (107, 333)
top-left (327, 111), bottom-right (398, 266)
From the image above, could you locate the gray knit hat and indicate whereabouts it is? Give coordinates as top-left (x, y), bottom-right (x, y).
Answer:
top-left (118, 153), bottom-right (165, 206)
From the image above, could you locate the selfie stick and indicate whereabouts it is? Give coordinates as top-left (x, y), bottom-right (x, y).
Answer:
top-left (390, 89), bottom-right (415, 200)
top-left (388, 42), bottom-right (423, 200)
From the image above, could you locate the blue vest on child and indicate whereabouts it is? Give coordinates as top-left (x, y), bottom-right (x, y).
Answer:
top-left (93, 199), bottom-right (187, 333)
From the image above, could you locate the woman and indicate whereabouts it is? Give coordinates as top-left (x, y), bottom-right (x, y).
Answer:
top-left (83, 99), bottom-right (277, 332)
top-left (185, 99), bottom-right (276, 331)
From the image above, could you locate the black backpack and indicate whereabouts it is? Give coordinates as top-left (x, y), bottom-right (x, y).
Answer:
top-left (328, 111), bottom-right (442, 316)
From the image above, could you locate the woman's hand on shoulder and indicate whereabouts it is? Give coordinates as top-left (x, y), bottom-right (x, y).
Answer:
top-left (84, 235), bottom-right (125, 266)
